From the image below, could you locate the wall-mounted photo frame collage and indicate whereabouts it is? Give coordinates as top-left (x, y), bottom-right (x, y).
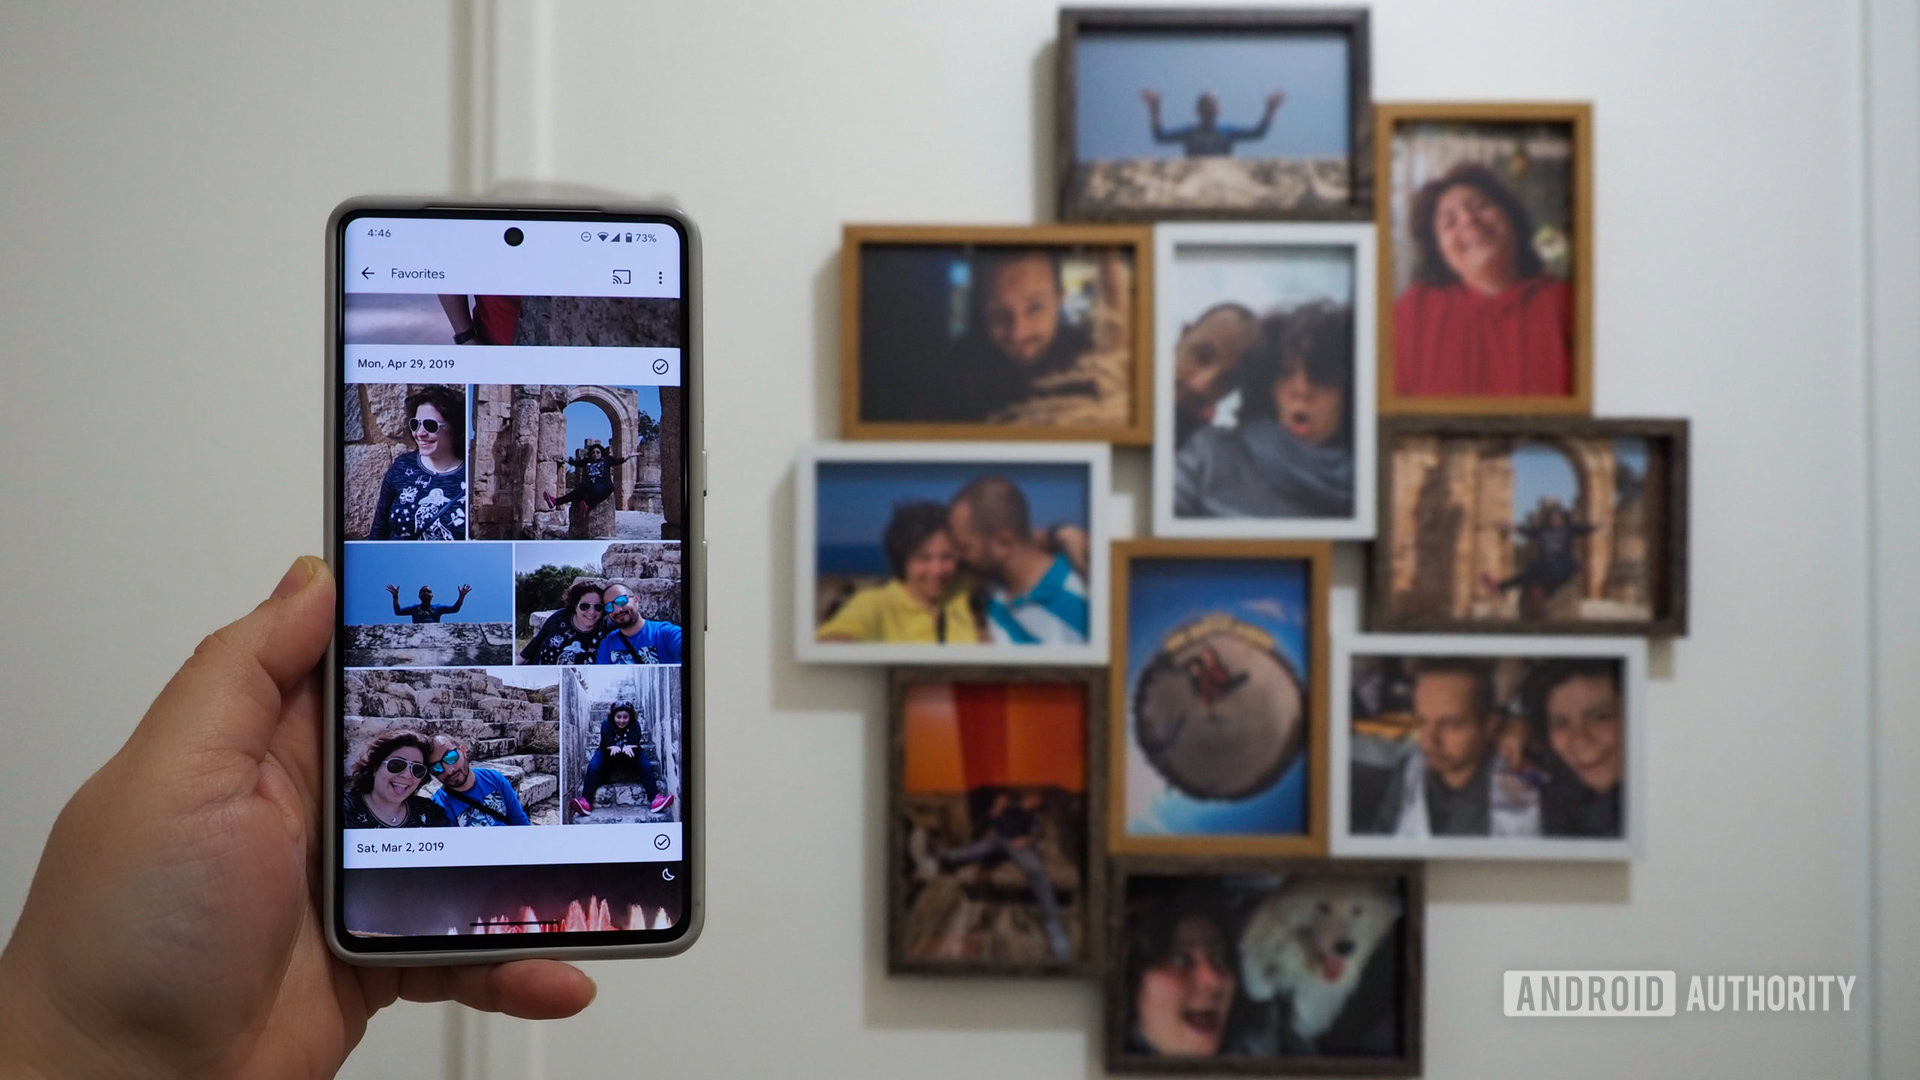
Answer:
top-left (791, 6), bottom-right (1691, 1075)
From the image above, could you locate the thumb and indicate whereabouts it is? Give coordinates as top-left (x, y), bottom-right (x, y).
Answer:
top-left (132, 555), bottom-right (337, 766)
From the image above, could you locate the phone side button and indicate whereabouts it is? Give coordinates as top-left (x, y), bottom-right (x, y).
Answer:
top-left (701, 538), bottom-right (709, 632)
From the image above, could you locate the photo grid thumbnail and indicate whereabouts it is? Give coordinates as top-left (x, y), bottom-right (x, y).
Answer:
top-left (339, 359), bottom-right (687, 936)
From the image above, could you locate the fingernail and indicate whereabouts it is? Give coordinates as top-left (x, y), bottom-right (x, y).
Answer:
top-left (273, 556), bottom-right (319, 599)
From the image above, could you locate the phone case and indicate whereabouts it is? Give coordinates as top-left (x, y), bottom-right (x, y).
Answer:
top-left (322, 195), bottom-right (705, 965)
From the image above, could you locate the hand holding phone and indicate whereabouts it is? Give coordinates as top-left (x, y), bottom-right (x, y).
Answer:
top-left (0, 559), bottom-right (596, 1078)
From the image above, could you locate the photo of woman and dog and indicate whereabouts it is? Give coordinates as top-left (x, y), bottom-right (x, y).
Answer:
top-left (1109, 866), bottom-right (1416, 1072)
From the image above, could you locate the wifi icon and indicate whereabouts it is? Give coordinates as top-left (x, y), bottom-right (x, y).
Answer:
top-left (597, 231), bottom-right (609, 241)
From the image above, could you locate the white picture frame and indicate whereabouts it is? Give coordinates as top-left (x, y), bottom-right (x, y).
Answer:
top-left (794, 441), bottom-right (1111, 665)
top-left (1150, 221), bottom-right (1377, 540)
top-left (1331, 630), bottom-right (1645, 861)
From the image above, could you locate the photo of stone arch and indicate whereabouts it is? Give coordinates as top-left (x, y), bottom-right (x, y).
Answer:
top-left (469, 383), bottom-right (682, 540)
top-left (1371, 418), bottom-right (1688, 635)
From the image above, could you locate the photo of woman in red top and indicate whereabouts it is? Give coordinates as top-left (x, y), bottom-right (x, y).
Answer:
top-left (1391, 161), bottom-right (1572, 399)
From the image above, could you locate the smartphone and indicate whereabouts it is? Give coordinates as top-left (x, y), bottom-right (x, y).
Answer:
top-left (323, 198), bottom-right (703, 963)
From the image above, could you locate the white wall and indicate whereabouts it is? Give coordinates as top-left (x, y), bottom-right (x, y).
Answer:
top-left (1, 1), bottom-right (1912, 1078)
top-left (1864, 0), bottom-right (1920, 1074)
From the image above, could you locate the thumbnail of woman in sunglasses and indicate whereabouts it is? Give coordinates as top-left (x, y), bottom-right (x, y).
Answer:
top-left (341, 729), bottom-right (455, 829)
top-left (520, 579), bottom-right (610, 665)
top-left (369, 384), bottom-right (468, 541)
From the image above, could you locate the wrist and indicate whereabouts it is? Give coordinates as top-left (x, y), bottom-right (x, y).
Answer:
top-left (0, 954), bottom-right (177, 1080)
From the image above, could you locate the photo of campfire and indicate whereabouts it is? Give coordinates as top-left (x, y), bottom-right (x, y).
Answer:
top-left (343, 862), bottom-right (683, 938)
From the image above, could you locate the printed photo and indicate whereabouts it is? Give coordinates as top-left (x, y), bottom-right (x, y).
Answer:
top-left (469, 383), bottom-right (680, 541)
top-left (1106, 861), bottom-right (1421, 1076)
top-left (340, 542), bottom-right (514, 668)
top-left (1113, 541), bottom-right (1329, 855)
top-left (891, 669), bottom-right (1101, 974)
top-left (1154, 223), bottom-right (1376, 538)
top-left (513, 540), bottom-right (683, 666)
top-left (1377, 104), bottom-right (1591, 412)
top-left (1059, 9), bottom-right (1371, 220)
top-left (559, 666), bottom-right (684, 825)
top-left (341, 667), bottom-right (561, 829)
top-left (342, 861), bottom-right (683, 937)
top-left (342, 292), bottom-right (681, 348)
top-left (1333, 637), bottom-right (1641, 859)
top-left (342, 383), bottom-right (469, 541)
top-left (1372, 418), bottom-right (1689, 634)
top-left (845, 225), bottom-right (1150, 442)
top-left (795, 444), bottom-right (1110, 665)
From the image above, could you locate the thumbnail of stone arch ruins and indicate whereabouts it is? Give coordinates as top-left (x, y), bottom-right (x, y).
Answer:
top-left (1384, 433), bottom-right (1668, 626)
top-left (469, 383), bottom-right (685, 542)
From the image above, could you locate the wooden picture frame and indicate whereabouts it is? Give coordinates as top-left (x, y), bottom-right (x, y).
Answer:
top-left (887, 666), bottom-right (1107, 976)
top-left (1374, 102), bottom-right (1594, 416)
top-left (1109, 539), bottom-right (1332, 856)
top-left (1057, 7), bottom-right (1374, 223)
top-left (839, 224), bottom-right (1154, 444)
top-left (794, 441), bottom-right (1112, 665)
top-left (1331, 632), bottom-right (1646, 860)
top-left (1369, 416), bottom-right (1690, 636)
top-left (1105, 856), bottom-right (1424, 1076)
top-left (1150, 221), bottom-right (1378, 540)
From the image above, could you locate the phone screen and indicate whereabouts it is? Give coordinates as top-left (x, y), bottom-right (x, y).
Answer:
top-left (332, 210), bottom-right (693, 950)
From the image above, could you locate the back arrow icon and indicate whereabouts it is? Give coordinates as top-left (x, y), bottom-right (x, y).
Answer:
top-left (360, 267), bottom-right (374, 279)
